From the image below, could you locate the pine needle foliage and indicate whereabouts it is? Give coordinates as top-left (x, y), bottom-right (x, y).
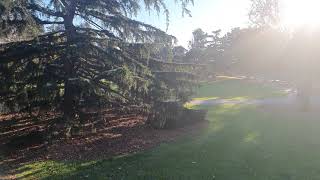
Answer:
top-left (0, 0), bottom-right (199, 135)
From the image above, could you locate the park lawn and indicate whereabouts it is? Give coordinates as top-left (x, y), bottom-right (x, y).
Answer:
top-left (194, 79), bottom-right (286, 99)
top-left (14, 79), bottom-right (320, 180)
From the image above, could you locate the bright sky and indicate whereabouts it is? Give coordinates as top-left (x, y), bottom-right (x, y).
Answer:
top-left (281, 0), bottom-right (320, 28)
top-left (136, 0), bottom-right (251, 48)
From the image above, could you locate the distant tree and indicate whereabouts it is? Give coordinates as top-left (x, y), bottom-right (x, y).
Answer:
top-left (186, 28), bottom-right (209, 62)
top-left (173, 46), bottom-right (187, 62)
top-left (204, 29), bottom-right (224, 62)
top-left (187, 28), bottom-right (227, 63)
top-left (189, 28), bottom-right (208, 49)
top-left (249, 0), bottom-right (280, 27)
top-left (207, 30), bottom-right (222, 48)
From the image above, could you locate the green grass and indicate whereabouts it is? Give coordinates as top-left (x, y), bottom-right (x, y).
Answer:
top-left (14, 79), bottom-right (320, 180)
top-left (195, 79), bottom-right (286, 99)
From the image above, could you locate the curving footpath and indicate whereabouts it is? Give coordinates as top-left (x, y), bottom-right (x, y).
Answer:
top-left (189, 92), bottom-right (320, 108)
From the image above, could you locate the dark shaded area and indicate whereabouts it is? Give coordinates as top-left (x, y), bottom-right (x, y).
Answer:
top-left (3, 130), bottom-right (46, 154)
top-left (0, 108), bottom-right (208, 179)
top-left (148, 101), bottom-right (208, 129)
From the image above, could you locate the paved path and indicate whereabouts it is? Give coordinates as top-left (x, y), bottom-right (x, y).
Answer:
top-left (189, 93), bottom-right (320, 108)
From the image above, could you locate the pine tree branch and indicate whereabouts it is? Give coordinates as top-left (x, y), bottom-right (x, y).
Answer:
top-left (33, 17), bottom-right (64, 25)
top-left (28, 3), bottom-right (64, 17)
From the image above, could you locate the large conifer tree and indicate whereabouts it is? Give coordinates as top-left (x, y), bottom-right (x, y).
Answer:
top-left (0, 0), bottom-right (199, 135)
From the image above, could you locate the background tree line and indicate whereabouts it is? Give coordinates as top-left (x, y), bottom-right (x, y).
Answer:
top-left (178, 0), bottom-right (320, 109)
top-left (185, 0), bottom-right (320, 108)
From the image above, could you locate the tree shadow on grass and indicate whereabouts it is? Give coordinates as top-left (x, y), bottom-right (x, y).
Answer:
top-left (12, 104), bottom-right (254, 180)
top-left (2, 112), bottom-right (209, 179)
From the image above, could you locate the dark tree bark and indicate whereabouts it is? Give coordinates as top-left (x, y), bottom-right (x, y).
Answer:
top-left (62, 1), bottom-right (78, 136)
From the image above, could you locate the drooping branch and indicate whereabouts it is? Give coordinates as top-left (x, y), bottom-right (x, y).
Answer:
top-left (28, 2), bottom-right (64, 17)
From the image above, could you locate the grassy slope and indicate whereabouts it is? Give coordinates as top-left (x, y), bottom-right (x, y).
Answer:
top-left (15, 80), bottom-right (320, 180)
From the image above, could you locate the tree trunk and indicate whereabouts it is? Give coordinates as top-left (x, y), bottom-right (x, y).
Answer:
top-left (62, 2), bottom-right (78, 137)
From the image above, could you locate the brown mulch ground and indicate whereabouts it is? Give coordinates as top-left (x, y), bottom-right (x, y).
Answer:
top-left (0, 110), bottom-right (208, 179)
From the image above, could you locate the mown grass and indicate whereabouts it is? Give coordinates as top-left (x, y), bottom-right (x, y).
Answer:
top-left (195, 79), bottom-right (286, 99)
top-left (14, 79), bottom-right (320, 180)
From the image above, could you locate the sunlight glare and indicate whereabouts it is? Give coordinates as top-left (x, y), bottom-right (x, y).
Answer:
top-left (281, 0), bottom-right (320, 28)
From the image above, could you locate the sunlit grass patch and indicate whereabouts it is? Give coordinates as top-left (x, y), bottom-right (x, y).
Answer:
top-left (212, 103), bottom-right (244, 114)
top-left (195, 79), bottom-right (286, 99)
top-left (15, 161), bottom-right (73, 179)
top-left (216, 75), bottom-right (244, 80)
top-left (184, 101), bottom-right (198, 109)
top-left (15, 160), bottom-right (98, 180)
top-left (224, 96), bottom-right (249, 101)
top-left (185, 96), bottom-right (252, 111)
top-left (184, 97), bottom-right (218, 109)
top-left (192, 97), bottom-right (219, 101)
top-left (243, 131), bottom-right (260, 144)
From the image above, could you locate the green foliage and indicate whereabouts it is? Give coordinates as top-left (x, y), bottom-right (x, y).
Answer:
top-left (186, 28), bottom-right (228, 64)
top-left (0, 0), bottom-right (198, 135)
top-left (0, 0), bottom-right (40, 40)
top-left (189, 28), bottom-right (208, 49)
